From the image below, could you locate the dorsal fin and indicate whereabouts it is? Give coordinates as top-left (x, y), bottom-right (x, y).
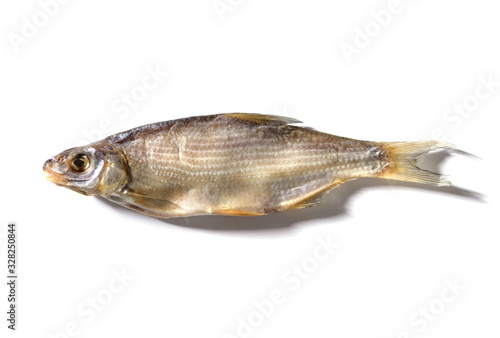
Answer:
top-left (225, 113), bottom-right (302, 125)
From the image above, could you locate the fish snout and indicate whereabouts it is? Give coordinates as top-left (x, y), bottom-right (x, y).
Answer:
top-left (43, 157), bottom-right (67, 185)
top-left (43, 158), bottom-right (53, 171)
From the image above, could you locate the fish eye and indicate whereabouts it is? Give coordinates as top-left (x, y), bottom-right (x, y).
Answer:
top-left (69, 153), bottom-right (90, 173)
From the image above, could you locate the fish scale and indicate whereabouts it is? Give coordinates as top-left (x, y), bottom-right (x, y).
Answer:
top-left (111, 115), bottom-right (380, 214)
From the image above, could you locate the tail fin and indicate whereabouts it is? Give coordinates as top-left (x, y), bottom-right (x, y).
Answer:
top-left (377, 141), bottom-right (456, 186)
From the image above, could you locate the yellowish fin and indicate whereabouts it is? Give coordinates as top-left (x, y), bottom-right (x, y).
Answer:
top-left (377, 141), bottom-right (456, 186)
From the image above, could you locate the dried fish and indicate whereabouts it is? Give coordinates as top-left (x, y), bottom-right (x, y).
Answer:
top-left (43, 113), bottom-right (454, 218)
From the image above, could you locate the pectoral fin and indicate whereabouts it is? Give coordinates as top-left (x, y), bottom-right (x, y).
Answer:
top-left (104, 189), bottom-right (187, 218)
top-left (123, 189), bottom-right (181, 211)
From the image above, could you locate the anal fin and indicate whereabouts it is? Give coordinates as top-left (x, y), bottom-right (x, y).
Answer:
top-left (211, 209), bottom-right (266, 216)
top-left (286, 180), bottom-right (345, 211)
top-left (288, 191), bottom-right (329, 210)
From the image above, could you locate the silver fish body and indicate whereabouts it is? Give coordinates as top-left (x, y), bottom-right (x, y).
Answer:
top-left (44, 113), bottom-right (454, 218)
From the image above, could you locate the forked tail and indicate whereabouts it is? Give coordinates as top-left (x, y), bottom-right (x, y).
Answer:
top-left (376, 141), bottom-right (456, 186)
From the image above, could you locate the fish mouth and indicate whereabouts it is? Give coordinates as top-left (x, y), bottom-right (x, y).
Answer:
top-left (43, 158), bottom-right (67, 186)
top-left (43, 158), bottom-right (91, 195)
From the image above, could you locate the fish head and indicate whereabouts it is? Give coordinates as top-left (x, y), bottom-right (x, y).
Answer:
top-left (43, 143), bottom-right (129, 196)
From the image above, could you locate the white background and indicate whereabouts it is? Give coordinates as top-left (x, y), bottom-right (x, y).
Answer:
top-left (1, 0), bottom-right (499, 337)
